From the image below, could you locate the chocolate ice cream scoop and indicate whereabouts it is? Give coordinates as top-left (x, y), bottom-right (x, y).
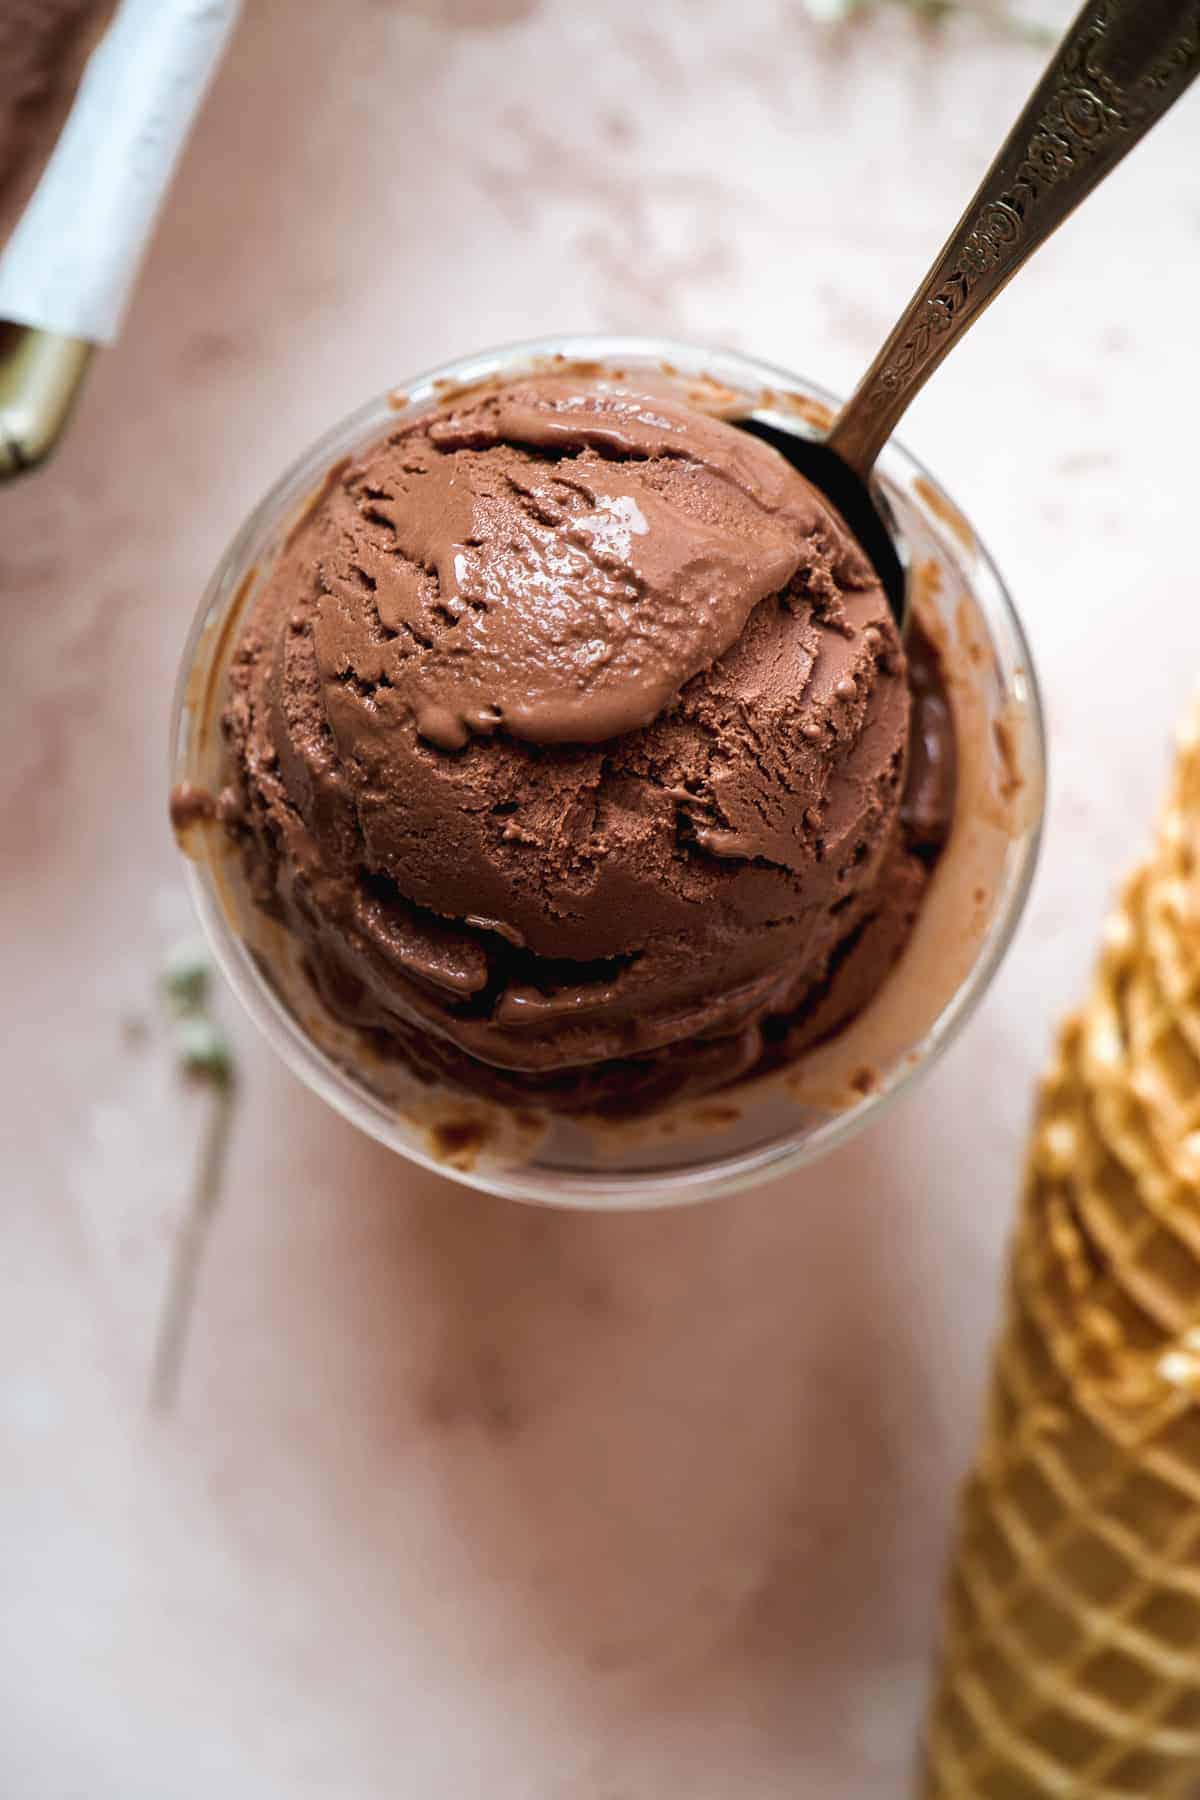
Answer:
top-left (301, 379), bottom-right (862, 750)
top-left (217, 375), bottom-right (954, 1117)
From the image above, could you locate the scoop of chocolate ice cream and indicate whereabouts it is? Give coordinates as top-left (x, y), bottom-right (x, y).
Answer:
top-left (219, 375), bottom-right (953, 1115)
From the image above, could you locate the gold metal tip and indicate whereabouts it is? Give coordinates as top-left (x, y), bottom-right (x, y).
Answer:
top-left (0, 326), bottom-right (93, 478)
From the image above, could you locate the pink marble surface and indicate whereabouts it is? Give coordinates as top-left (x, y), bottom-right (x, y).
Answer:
top-left (3, 2), bottom-right (1199, 1794)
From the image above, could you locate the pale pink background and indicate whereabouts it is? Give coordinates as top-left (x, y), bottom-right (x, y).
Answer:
top-left (3, 2), bottom-right (1199, 1794)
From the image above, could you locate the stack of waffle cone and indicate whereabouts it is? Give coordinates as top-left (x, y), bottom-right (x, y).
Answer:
top-left (921, 703), bottom-right (1200, 1798)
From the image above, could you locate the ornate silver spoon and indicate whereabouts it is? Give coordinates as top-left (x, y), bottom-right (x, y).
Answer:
top-left (752, 0), bottom-right (1200, 624)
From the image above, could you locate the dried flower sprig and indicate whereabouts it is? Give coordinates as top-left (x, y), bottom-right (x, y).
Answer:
top-left (801, 0), bottom-right (1056, 46)
top-left (150, 939), bottom-right (238, 1412)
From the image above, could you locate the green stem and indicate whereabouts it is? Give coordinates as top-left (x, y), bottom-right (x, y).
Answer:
top-left (149, 1074), bottom-right (237, 1413)
top-left (886, 0), bottom-right (1057, 43)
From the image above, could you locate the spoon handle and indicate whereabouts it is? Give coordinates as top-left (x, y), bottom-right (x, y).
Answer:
top-left (827, 0), bottom-right (1200, 480)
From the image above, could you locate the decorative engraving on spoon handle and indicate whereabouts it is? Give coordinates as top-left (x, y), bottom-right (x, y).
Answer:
top-left (827, 0), bottom-right (1200, 479)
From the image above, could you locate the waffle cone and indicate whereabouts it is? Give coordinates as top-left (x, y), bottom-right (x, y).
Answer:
top-left (921, 708), bottom-right (1200, 1798)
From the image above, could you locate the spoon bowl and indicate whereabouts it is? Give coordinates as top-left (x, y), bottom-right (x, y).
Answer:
top-left (740, 416), bottom-right (910, 627)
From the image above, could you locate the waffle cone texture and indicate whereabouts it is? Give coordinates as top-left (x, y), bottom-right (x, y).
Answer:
top-left (921, 704), bottom-right (1200, 1798)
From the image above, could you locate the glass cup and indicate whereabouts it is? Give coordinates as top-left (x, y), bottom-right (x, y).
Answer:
top-left (170, 335), bottom-right (1045, 1208)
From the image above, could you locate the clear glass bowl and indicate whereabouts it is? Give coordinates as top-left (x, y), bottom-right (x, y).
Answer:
top-left (170, 335), bottom-right (1045, 1208)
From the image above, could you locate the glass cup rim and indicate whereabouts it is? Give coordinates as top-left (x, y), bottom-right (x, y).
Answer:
top-left (171, 333), bottom-right (1046, 1207)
